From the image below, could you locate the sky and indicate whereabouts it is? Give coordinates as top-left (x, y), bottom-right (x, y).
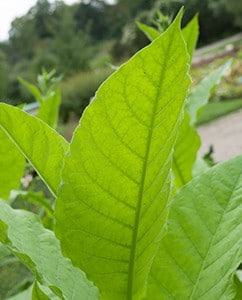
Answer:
top-left (0, 0), bottom-right (114, 41)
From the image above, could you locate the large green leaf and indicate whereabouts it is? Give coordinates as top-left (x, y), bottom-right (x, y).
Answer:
top-left (55, 11), bottom-right (190, 299)
top-left (173, 111), bottom-right (200, 188)
top-left (0, 103), bottom-right (68, 197)
top-left (0, 128), bottom-right (25, 199)
top-left (187, 59), bottom-right (232, 125)
top-left (147, 155), bottom-right (242, 299)
top-left (0, 200), bottom-right (99, 300)
top-left (137, 13), bottom-right (199, 187)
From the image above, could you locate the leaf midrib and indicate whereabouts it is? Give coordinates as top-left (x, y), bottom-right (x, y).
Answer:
top-left (127, 36), bottom-right (174, 300)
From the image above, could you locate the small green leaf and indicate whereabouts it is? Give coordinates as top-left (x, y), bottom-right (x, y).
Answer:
top-left (0, 104), bottom-right (69, 197)
top-left (0, 128), bottom-right (25, 199)
top-left (55, 10), bottom-right (190, 299)
top-left (148, 155), bottom-right (242, 299)
top-left (0, 200), bottom-right (99, 300)
top-left (37, 89), bottom-right (61, 129)
top-left (18, 77), bottom-right (43, 104)
top-left (187, 59), bottom-right (232, 125)
top-left (137, 14), bottom-right (199, 63)
top-left (136, 21), bottom-right (160, 41)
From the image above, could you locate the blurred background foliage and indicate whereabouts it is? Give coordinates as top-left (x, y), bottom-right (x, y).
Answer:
top-left (0, 0), bottom-right (242, 123)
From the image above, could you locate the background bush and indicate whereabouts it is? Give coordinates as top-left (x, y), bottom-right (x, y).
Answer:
top-left (60, 67), bottom-right (113, 121)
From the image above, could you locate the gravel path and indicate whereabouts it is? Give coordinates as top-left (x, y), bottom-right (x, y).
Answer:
top-left (198, 109), bottom-right (242, 162)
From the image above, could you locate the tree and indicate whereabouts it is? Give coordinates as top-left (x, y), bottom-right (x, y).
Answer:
top-left (209, 0), bottom-right (242, 28)
top-left (29, 0), bottom-right (53, 39)
top-left (157, 0), bottom-right (237, 44)
top-left (9, 16), bottom-right (37, 62)
top-left (0, 49), bottom-right (9, 100)
top-left (73, 1), bottom-right (110, 40)
top-left (51, 3), bottom-right (93, 74)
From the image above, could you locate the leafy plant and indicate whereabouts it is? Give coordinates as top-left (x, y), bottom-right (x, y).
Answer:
top-left (7, 69), bottom-right (65, 216)
top-left (19, 69), bottom-right (62, 128)
top-left (0, 9), bottom-right (241, 300)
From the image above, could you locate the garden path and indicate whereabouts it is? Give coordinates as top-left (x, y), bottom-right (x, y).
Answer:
top-left (198, 109), bottom-right (242, 162)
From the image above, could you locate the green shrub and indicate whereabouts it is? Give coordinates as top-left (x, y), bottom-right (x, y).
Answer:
top-left (60, 67), bottom-right (113, 121)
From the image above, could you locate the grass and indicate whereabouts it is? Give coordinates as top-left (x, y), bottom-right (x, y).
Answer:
top-left (197, 98), bottom-right (242, 125)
